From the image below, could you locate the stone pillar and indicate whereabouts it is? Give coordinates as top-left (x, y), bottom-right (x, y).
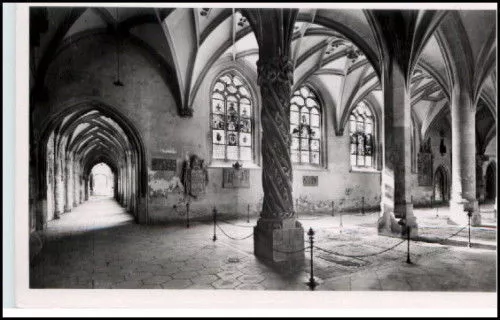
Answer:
top-left (64, 155), bottom-right (72, 212)
top-left (119, 164), bottom-right (124, 205)
top-left (84, 177), bottom-right (89, 201)
top-left (73, 161), bottom-right (79, 207)
top-left (80, 175), bottom-right (84, 204)
top-left (53, 156), bottom-right (64, 219)
top-left (124, 153), bottom-right (130, 209)
top-left (450, 84), bottom-right (480, 226)
top-left (253, 53), bottom-right (304, 267)
top-left (130, 152), bottom-right (136, 215)
top-left (378, 56), bottom-right (418, 237)
top-left (116, 170), bottom-right (121, 203)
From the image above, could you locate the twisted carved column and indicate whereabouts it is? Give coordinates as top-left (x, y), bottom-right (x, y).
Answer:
top-left (253, 53), bottom-right (304, 266)
top-left (257, 54), bottom-right (295, 223)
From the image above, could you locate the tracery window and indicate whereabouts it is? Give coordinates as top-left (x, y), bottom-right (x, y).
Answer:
top-left (349, 101), bottom-right (374, 168)
top-left (211, 72), bottom-right (253, 161)
top-left (290, 86), bottom-right (321, 165)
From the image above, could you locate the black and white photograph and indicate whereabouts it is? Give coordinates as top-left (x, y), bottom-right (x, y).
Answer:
top-left (4, 2), bottom-right (498, 315)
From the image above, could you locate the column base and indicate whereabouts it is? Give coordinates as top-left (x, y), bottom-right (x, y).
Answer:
top-left (450, 199), bottom-right (481, 226)
top-left (378, 203), bottom-right (418, 238)
top-left (64, 207), bottom-right (71, 213)
top-left (54, 210), bottom-right (62, 219)
top-left (254, 218), bottom-right (305, 272)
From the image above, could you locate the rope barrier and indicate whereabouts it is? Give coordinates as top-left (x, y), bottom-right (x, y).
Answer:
top-left (215, 223), bottom-right (253, 240)
top-left (297, 215), bottom-right (329, 220)
top-left (440, 226), bottom-right (468, 241)
top-left (314, 239), bottom-right (406, 259)
top-left (219, 219), bottom-right (254, 228)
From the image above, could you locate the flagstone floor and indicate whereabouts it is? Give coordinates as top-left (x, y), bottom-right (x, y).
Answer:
top-left (30, 196), bottom-right (497, 292)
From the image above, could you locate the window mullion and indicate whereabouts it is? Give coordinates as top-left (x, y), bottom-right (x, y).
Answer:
top-left (363, 118), bottom-right (366, 167)
top-left (224, 99), bottom-right (228, 161)
top-left (237, 101), bottom-right (240, 161)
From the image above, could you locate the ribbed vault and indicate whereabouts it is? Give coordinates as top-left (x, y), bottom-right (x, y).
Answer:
top-left (36, 100), bottom-right (146, 228)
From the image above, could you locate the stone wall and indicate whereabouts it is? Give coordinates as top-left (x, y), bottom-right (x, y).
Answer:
top-left (411, 121), bottom-right (452, 207)
top-left (39, 31), bottom-right (384, 225)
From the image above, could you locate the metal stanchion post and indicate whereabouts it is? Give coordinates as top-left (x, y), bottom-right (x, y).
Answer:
top-left (406, 225), bottom-right (411, 264)
top-left (247, 204), bottom-right (250, 223)
top-left (212, 207), bottom-right (217, 241)
top-left (186, 201), bottom-right (190, 228)
top-left (331, 200), bottom-right (335, 217)
top-left (467, 209), bottom-right (472, 248)
top-left (398, 219), bottom-right (411, 264)
top-left (307, 228), bottom-right (317, 290)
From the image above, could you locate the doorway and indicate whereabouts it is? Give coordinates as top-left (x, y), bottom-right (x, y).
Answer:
top-left (485, 162), bottom-right (496, 202)
top-left (434, 165), bottom-right (449, 204)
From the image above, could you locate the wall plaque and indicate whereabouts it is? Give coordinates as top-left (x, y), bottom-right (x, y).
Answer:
top-left (417, 153), bottom-right (433, 186)
top-left (152, 158), bottom-right (177, 171)
top-left (223, 168), bottom-right (250, 188)
top-left (182, 155), bottom-right (208, 198)
top-left (190, 168), bottom-right (207, 196)
top-left (303, 176), bottom-right (318, 186)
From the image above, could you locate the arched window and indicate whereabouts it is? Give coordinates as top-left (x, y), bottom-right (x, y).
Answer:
top-left (211, 72), bottom-right (253, 161)
top-left (349, 101), bottom-right (374, 168)
top-left (290, 85), bottom-right (321, 165)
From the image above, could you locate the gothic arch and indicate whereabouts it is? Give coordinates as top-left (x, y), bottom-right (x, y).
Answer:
top-left (35, 98), bottom-right (148, 204)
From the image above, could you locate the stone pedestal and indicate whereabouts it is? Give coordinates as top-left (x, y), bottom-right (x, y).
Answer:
top-left (254, 218), bottom-right (304, 270)
top-left (450, 198), bottom-right (481, 226)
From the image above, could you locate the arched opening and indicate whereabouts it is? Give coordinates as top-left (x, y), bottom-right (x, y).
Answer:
top-left (485, 162), bottom-right (496, 202)
top-left (434, 166), bottom-right (449, 204)
top-left (90, 163), bottom-right (115, 197)
top-left (36, 100), bottom-right (147, 230)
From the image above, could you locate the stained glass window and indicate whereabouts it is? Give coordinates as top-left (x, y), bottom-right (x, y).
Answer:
top-left (211, 72), bottom-right (253, 161)
top-left (349, 101), bottom-right (374, 168)
top-left (290, 86), bottom-right (321, 165)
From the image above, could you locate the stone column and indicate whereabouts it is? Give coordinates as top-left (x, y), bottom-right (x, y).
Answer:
top-left (116, 170), bottom-right (121, 203)
top-left (84, 177), bottom-right (89, 201)
top-left (130, 152), bottom-right (136, 215)
top-left (450, 85), bottom-right (480, 225)
top-left (53, 155), bottom-right (64, 219)
top-left (253, 53), bottom-right (304, 267)
top-left (124, 153), bottom-right (130, 209)
top-left (73, 161), bottom-right (79, 207)
top-left (64, 155), bottom-right (73, 213)
top-left (80, 175), bottom-right (84, 204)
top-left (119, 164), bottom-right (124, 205)
top-left (90, 173), bottom-right (94, 196)
top-left (378, 56), bottom-right (418, 237)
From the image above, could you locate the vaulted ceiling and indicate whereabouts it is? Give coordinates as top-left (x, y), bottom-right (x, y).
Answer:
top-left (30, 6), bottom-right (497, 148)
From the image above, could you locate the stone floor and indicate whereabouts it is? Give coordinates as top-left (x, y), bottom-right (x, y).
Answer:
top-left (30, 196), bottom-right (497, 291)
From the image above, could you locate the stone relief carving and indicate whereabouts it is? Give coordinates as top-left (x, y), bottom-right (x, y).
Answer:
top-left (181, 154), bottom-right (209, 199)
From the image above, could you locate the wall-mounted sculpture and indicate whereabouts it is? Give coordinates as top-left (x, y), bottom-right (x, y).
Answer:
top-left (181, 154), bottom-right (208, 199)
